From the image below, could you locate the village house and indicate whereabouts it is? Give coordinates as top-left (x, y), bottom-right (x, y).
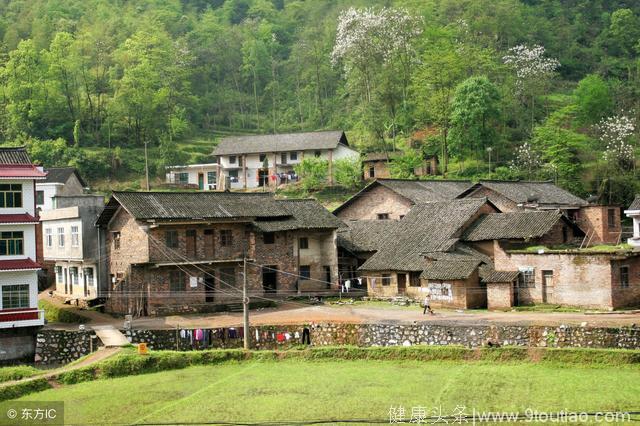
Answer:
top-left (35, 167), bottom-right (87, 212)
top-left (0, 147), bottom-right (47, 330)
top-left (95, 192), bottom-right (341, 316)
top-left (362, 152), bottom-right (439, 180)
top-left (40, 195), bottom-right (106, 306)
top-left (212, 131), bottom-right (359, 190)
top-left (624, 195), bottom-right (640, 248)
top-left (333, 178), bottom-right (474, 221)
top-left (165, 163), bottom-right (219, 190)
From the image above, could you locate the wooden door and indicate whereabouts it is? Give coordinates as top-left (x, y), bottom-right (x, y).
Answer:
top-left (542, 270), bottom-right (553, 303)
top-left (397, 274), bottom-right (406, 294)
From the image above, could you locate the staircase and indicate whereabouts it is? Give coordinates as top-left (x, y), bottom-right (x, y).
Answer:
top-left (92, 325), bottom-right (130, 347)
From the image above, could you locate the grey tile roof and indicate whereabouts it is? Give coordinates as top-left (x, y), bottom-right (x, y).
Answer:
top-left (44, 167), bottom-right (86, 187)
top-left (253, 199), bottom-right (343, 232)
top-left (337, 220), bottom-right (400, 253)
top-left (213, 131), bottom-right (348, 156)
top-left (462, 210), bottom-right (564, 242)
top-left (420, 259), bottom-right (482, 280)
top-left (628, 195), bottom-right (640, 211)
top-left (469, 180), bottom-right (587, 207)
top-left (111, 191), bottom-right (291, 221)
top-left (359, 198), bottom-right (489, 271)
top-left (363, 152), bottom-right (402, 162)
top-left (0, 147), bottom-right (32, 164)
top-left (479, 266), bottom-right (519, 283)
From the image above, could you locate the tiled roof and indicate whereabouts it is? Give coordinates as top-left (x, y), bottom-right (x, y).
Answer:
top-left (462, 210), bottom-right (564, 242)
top-left (420, 259), bottom-right (482, 280)
top-left (337, 220), bottom-right (399, 253)
top-left (0, 147), bottom-right (32, 165)
top-left (0, 214), bottom-right (39, 224)
top-left (359, 198), bottom-right (490, 271)
top-left (109, 192), bottom-right (291, 221)
top-left (213, 131), bottom-right (348, 156)
top-left (479, 266), bottom-right (519, 283)
top-left (464, 180), bottom-right (587, 207)
top-left (43, 167), bottom-right (86, 187)
top-left (363, 152), bottom-right (402, 162)
top-left (252, 199), bottom-right (343, 232)
top-left (0, 165), bottom-right (47, 179)
top-left (333, 178), bottom-right (474, 215)
top-left (0, 258), bottom-right (40, 271)
top-left (628, 195), bottom-right (640, 211)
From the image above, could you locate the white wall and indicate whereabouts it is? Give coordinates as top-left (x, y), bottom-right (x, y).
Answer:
top-left (0, 180), bottom-right (37, 216)
top-left (42, 217), bottom-right (84, 261)
top-left (0, 270), bottom-right (38, 310)
top-left (35, 183), bottom-right (62, 212)
top-left (0, 224), bottom-right (36, 260)
top-left (333, 144), bottom-right (360, 161)
top-left (166, 165), bottom-right (218, 189)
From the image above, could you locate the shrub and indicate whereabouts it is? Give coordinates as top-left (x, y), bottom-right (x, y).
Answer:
top-left (333, 158), bottom-right (362, 189)
top-left (294, 157), bottom-right (328, 191)
top-left (38, 300), bottom-right (88, 324)
top-left (0, 378), bottom-right (50, 402)
top-left (0, 365), bottom-right (40, 383)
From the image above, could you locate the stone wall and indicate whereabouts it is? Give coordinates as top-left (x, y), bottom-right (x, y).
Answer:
top-left (34, 329), bottom-right (101, 366)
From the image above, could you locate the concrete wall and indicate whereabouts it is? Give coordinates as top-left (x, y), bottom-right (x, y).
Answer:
top-left (336, 184), bottom-right (414, 221)
top-left (0, 326), bottom-right (40, 364)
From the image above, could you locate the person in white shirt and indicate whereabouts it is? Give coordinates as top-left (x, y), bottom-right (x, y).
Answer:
top-left (423, 290), bottom-right (434, 315)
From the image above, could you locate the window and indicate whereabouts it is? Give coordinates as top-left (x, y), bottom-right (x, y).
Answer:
top-left (57, 227), bottom-right (65, 248)
top-left (229, 155), bottom-right (237, 164)
top-left (204, 229), bottom-right (214, 257)
top-left (112, 231), bottom-right (121, 250)
top-left (71, 226), bottom-right (79, 247)
top-left (368, 166), bottom-right (375, 178)
top-left (314, 150), bottom-right (321, 157)
top-left (207, 171), bottom-right (216, 184)
top-left (165, 230), bottom-right (179, 249)
top-left (280, 153), bottom-right (287, 164)
top-left (186, 229), bottom-right (197, 256)
top-left (300, 265), bottom-right (311, 280)
top-left (409, 273), bottom-right (421, 287)
top-left (178, 173), bottom-right (189, 184)
top-left (399, 215), bottom-right (405, 220)
top-left (36, 190), bottom-right (44, 205)
top-left (259, 154), bottom-right (266, 162)
top-left (1, 284), bottom-right (29, 309)
top-left (290, 152), bottom-right (298, 161)
top-left (299, 237), bottom-right (309, 249)
top-left (381, 274), bottom-right (392, 286)
top-left (263, 232), bottom-right (275, 244)
top-left (84, 268), bottom-right (94, 286)
top-left (70, 267), bottom-right (79, 285)
top-left (45, 228), bottom-right (53, 248)
top-left (0, 231), bottom-right (24, 255)
top-left (0, 184), bottom-right (22, 208)
top-left (238, 156), bottom-right (243, 167)
top-left (377, 213), bottom-right (390, 220)
top-left (219, 267), bottom-right (236, 286)
top-left (169, 270), bottom-right (184, 292)
top-left (620, 266), bottom-right (629, 288)
top-left (608, 208), bottom-right (617, 229)
top-left (56, 266), bottom-right (63, 284)
top-left (229, 170), bottom-right (239, 178)
top-left (518, 268), bottom-right (535, 288)
top-left (220, 229), bottom-right (233, 246)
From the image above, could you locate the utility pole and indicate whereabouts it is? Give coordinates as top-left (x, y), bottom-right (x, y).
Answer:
top-left (243, 257), bottom-right (249, 350)
top-left (144, 140), bottom-right (150, 191)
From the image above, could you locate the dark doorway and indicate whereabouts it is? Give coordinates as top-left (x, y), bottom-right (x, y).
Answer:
top-left (324, 266), bottom-right (332, 289)
top-left (258, 170), bottom-right (269, 187)
top-left (262, 265), bottom-right (277, 293)
top-left (198, 173), bottom-right (204, 190)
top-left (397, 274), bottom-right (406, 294)
top-left (186, 229), bottom-right (197, 258)
top-left (204, 276), bottom-right (215, 303)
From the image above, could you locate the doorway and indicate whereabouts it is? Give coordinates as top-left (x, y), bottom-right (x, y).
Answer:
top-left (262, 265), bottom-right (277, 293)
top-left (258, 170), bottom-right (269, 187)
top-left (204, 276), bottom-right (215, 303)
top-left (542, 270), bottom-right (553, 303)
top-left (198, 173), bottom-right (204, 190)
top-left (397, 274), bottom-right (406, 294)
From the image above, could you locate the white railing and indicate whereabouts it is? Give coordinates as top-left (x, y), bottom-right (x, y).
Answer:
top-left (0, 309), bottom-right (45, 328)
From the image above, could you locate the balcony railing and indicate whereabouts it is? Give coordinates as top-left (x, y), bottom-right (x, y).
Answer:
top-left (0, 308), bottom-right (45, 328)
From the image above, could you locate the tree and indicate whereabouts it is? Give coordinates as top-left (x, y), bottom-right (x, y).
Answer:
top-left (574, 74), bottom-right (613, 126)
top-left (449, 76), bottom-right (501, 162)
top-left (388, 152), bottom-right (424, 179)
top-left (333, 158), bottom-right (362, 189)
top-left (294, 157), bottom-right (328, 192)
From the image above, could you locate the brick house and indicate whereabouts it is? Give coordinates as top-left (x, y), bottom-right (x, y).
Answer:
top-left (362, 152), bottom-right (438, 180)
top-left (213, 130), bottom-right (359, 190)
top-left (95, 192), bottom-right (341, 316)
top-left (334, 178), bottom-right (473, 221)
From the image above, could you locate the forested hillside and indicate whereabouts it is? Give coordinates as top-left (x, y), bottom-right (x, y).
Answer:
top-left (0, 0), bottom-right (638, 203)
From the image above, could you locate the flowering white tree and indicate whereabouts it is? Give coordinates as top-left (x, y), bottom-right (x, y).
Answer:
top-left (510, 141), bottom-right (542, 179)
top-left (597, 114), bottom-right (636, 167)
top-left (331, 7), bottom-right (422, 102)
top-left (503, 44), bottom-right (560, 130)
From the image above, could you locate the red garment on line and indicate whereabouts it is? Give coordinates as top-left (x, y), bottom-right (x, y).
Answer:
top-left (276, 333), bottom-right (285, 342)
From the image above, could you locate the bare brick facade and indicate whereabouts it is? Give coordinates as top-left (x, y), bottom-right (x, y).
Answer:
top-left (335, 184), bottom-right (413, 221)
top-left (576, 205), bottom-right (622, 245)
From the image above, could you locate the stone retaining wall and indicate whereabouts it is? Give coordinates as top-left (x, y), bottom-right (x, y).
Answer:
top-left (35, 330), bottom-right (101, 366)
top-left (34, 322), bottom-right (640, 365)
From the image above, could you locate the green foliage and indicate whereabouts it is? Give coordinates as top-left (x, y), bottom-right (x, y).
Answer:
top-left (0, 378), bottom-right (50, 402)
top-left (293, 157), bottom-right (328, 191)
top-left (574, 74), bottom-right (613, 126)
top-left (388, 152), bottom-right (423, 179)
top-left (0, 365), bottom-right (40, 383)
top-left (38, 300), bottom-right (88, 324)
top-left (333, 158), bottom-right (362, 189)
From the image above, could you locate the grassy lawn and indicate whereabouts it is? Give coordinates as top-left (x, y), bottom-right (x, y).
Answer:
top-left (16, 359), bottom-right (640, 424)
top-left (38, 299), bottom-right (88, 324)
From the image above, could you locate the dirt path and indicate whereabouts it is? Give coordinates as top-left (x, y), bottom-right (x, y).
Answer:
top-left (0, 347), bottom-right (121, 389)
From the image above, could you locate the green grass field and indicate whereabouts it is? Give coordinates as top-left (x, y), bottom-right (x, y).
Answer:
top-left (16, 359), bottom-right (640, 424)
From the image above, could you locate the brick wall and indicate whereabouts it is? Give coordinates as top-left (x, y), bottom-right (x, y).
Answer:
top-left (487, 282), bottom-right (513, 310)
top-left (578, 206), bottom-right (621, 245)
top-left (336, 185), bottom-right (413, 221)
top-left (611, 257), bottom-right (640, 308)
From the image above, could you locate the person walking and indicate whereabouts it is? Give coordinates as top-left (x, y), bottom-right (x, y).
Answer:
top-left (423, 290), bottom-right (434, 315)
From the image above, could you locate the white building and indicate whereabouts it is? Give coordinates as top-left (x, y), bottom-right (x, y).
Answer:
top-left (624, 195), bottom-right (640, 248)
top-left (36, 167), bottom-right (86, 211)
top-left (0, 147), bottom-right (47, 329)
top-left (212, 130), bottom-right (360, 190)
top-left (165, 163), bottom-right (219, 190)
top-left (40, 195), bottom-right (105, 304)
